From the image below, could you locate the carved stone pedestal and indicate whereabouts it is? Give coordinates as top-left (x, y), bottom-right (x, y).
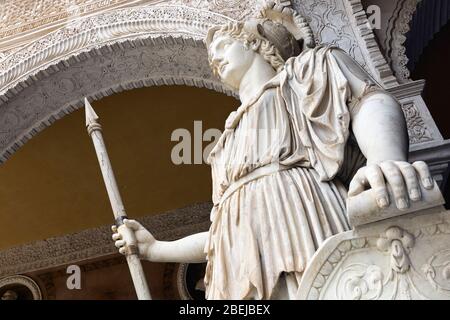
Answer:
top-left (298, 207), bottom-right (450, 299)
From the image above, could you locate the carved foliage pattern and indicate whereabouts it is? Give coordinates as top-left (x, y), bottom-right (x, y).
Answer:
top-left (0, 0), bottom-right (131, 39)
top-left (307, 238), bottom-right (368, 299)
top-left (292, 0), bottom-right (367, 70)
top-left (307, 222), bottom-right (450, 300)
top-left (0, 0), bottom-right (271, 41)
top-left (0, 5), bottom-right (233, 85)
top-left (169, 0), bottom-right (263, 21)
top-left (0, 1), bottom-right (425, 163)
top-left (402, 102), bottom-right (433, 144)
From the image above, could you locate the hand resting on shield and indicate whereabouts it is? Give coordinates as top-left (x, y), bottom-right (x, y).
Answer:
top-left (347, 160), bottom-right (444, 226)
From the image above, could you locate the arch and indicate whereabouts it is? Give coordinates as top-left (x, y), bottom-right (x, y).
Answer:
top-left (0, 5), bottom-right (237, 163)
top-left (0, 1), bottom-right (404, 163)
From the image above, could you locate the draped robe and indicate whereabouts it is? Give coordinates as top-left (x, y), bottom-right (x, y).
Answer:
top-left (204, 45), bottom-right (377, 299)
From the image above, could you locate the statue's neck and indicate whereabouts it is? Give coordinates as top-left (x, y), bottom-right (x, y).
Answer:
top-left (239, 56), bottom-right (277, 106)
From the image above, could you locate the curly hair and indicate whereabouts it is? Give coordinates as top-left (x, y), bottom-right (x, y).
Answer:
top-left (207, 21), bottom-right (286, 77)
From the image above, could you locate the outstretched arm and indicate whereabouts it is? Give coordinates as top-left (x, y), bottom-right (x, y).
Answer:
top-left (112, 219), bottom-right (208, 263)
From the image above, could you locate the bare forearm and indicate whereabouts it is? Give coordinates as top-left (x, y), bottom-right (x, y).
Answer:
top-left (146, 232), bottom-right (208, 263)
top-left (352, 92), bottom-right (408, 165)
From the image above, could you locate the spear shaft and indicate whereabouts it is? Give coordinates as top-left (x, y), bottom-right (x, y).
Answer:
top-left (84, 98), bottom-right (151, 300)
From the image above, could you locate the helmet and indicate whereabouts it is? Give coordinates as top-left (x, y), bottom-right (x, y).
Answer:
top-left (206, 1), bottom-right (315, 62)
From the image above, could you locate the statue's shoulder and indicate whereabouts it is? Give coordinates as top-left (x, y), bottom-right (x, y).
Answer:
top-left (290, 44), bottom-right (342, 63)
top-left (314, 44), bottom-right (351, 60)
top-left (322, 45), bottom-right (373, 82)
top-left (326, 45), bottom-right (355, 61)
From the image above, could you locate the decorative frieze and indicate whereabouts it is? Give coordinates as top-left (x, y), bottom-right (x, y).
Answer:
top-left (0, 0), bottom-right (129, 39)
top-left (403, 102), bottom-right (433, 144)
top-left (0, 5), bottom-right (235, 95)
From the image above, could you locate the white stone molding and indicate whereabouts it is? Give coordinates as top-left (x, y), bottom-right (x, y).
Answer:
top-left (383, 0), bottom-right (421, 83)
top-left (0, 1), bottom-right (408, 164)
top-left (387, 80), bottom-right (443, 144)
top-left (0, 0), bottom-right (155, 53)
top-left (0, 275), bottom-right (43, 300)
top-left (0, 5), bottom-right (239, 163)
top-left (385, 80), bottom-right (450, 191)
top-left (0, 5), bottom-right (235, 98)
top-left (298, 208), bottom-right (450, 300)
top-left (343, 0), bottom-right (399, 88)
top-left (384, 80), bottom-right (450, 190)
top-left (0, 202), bottom-right (212, 278)
top-left (0, 0), bottom-right (267, 52)
top-left (0, 1), bottom-right (443, 171)
top-left (292, 0), bottom-right (398, 88)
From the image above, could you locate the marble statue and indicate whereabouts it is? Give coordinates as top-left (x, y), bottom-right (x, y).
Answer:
top-left (112, 2), bottom-right (436, 300)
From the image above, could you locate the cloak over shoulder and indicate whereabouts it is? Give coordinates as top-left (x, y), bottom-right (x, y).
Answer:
top-left (278, 45), bottom-right (353, 181)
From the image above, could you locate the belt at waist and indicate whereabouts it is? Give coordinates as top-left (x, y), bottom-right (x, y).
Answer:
top-left (217, 162), bottom-right (292, 208)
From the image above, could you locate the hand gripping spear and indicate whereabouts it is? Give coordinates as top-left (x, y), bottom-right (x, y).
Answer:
top-left (84, 98), bottom-right (152, 300)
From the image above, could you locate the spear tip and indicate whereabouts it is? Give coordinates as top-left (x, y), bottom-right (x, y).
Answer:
top-left (84, 97), bottom-right (99, 127)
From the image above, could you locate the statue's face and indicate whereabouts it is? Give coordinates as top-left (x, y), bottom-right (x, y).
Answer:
top-left (208, 34), bottom-right (258, 90)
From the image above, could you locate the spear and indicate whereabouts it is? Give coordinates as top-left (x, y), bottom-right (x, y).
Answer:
top-left (84, 97), bottom-right (152, 300)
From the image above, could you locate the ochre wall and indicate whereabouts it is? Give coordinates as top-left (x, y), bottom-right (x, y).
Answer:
top-left (0, 85), bottom-right (238, 250)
